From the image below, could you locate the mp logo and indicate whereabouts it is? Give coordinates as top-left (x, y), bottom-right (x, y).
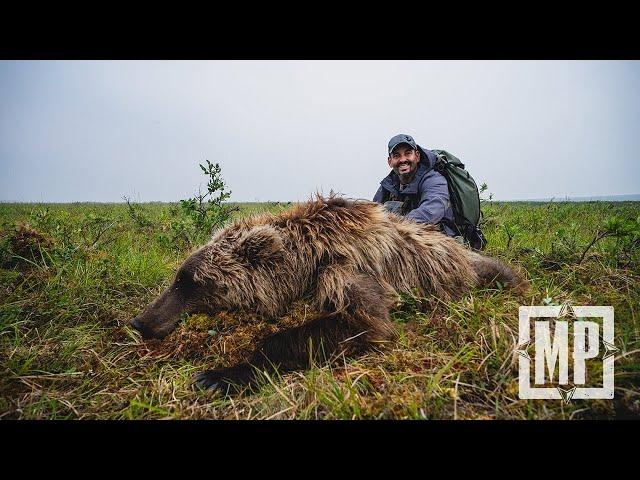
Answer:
top-left (517, 305), bottom-right (617, 402)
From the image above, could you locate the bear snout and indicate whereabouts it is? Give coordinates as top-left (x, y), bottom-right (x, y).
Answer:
top-left (130, 315), bottom-right (158, 339)
top-left (130, 317), bottom-right (143, 331)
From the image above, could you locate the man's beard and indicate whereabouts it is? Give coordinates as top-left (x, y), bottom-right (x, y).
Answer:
top-left (397, 167), bottom-right (417, 185)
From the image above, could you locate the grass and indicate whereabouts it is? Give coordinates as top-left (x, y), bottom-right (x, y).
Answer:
top-left (0, 200), bottom-right (639, 419)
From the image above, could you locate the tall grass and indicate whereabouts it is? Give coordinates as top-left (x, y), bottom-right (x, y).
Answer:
top-left (0, 201), bottom-right (638, 419)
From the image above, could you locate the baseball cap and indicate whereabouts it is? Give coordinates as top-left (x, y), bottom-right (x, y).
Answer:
top-left (388, 134), bottom-right (417, 155)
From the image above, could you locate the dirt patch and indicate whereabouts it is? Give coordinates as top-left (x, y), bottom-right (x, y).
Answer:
top-left (2, 222), bottom-right (54, 269)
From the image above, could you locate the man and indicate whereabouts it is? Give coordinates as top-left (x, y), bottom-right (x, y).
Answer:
top-left (373, 133), bottom-right (457, 237)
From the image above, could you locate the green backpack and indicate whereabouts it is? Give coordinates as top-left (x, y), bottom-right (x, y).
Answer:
top-left (419, 147), bottom-right (488, 250)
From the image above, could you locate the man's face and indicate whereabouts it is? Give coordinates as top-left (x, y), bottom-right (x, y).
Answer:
top-left (388, 144), bottom-right (420, 183)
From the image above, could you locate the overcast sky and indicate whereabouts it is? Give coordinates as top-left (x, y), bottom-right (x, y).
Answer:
top-left (1, 60), bottom-right (638, 202)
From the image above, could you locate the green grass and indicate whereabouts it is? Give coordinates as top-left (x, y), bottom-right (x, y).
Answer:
top-left (0, 200), bottom-right (638, 419)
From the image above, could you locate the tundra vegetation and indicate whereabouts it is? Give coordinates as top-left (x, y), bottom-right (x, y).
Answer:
top-left (0, 163), bottom-right (638, 419)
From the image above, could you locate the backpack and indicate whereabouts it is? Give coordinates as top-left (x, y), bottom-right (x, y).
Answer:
top-left (418, 146), bottom-right (488, 250)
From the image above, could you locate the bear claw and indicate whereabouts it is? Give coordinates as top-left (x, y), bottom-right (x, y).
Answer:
top-left (193, 363), bottom-right (257, 395)
top-left (194, 370), bottom-right (231, 393)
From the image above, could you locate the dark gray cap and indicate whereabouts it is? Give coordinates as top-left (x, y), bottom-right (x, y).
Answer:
top-left (388, 133), bottom-right (417, 155)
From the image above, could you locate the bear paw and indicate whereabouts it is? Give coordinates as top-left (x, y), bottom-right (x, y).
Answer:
top-left (193, 370), bottom-right (234, 393)
top-left (193, 364), bottom-right (255, 395)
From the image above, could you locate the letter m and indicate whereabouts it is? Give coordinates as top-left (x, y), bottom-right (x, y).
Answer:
top-left (534, 320), bottom-right (569, 384)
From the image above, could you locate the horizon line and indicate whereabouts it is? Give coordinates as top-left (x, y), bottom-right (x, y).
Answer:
top-left (1, 193), bottom-right (640, 204)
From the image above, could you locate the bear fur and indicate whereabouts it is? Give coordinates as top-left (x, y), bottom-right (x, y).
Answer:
top-left (131, 195), bottom-right (527, 393)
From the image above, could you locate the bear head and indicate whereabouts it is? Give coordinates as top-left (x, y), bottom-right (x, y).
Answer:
top-left (130, 224), bottom-right (284, 339)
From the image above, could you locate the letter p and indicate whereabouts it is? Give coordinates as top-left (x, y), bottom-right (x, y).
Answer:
top-left (573, 321), bottom-right (599, 385)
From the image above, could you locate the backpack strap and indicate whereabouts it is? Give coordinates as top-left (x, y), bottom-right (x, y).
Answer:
top-left (440, 217), bottom-right (463, 237)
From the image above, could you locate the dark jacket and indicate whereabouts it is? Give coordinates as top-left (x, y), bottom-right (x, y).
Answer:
top-left (373, 146), bottom-right (457, 236)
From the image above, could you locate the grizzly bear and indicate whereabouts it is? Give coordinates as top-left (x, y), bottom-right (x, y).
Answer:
top-left (131, 195), bottom-right (526, 393)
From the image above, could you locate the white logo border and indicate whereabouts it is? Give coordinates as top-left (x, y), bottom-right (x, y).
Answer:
top-left (517, 305), bottom-right (615, 401)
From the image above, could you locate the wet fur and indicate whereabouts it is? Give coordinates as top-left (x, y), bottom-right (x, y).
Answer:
top-left (134, 195), bottom-right (528, 393)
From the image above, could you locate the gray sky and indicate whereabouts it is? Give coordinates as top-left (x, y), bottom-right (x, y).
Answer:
top-left (1, 60), bottom-right (638, 202)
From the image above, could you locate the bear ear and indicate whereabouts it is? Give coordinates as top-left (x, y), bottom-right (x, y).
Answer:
top-left (234, 225), bottom-right (284, 267)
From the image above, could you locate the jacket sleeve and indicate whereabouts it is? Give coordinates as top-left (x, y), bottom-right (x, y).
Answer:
top-left (373, 185), bottom-right (385, 203)
top-left (405, 171), bottom-right (451, 224)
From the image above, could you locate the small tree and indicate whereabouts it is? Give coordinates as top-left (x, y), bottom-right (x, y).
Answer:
top-left (123, 195), bottom-right (152, 229)
top-left (502, 222), bottom-right (521, 250)
top-left (479, 182), bottom-right (493, 203)
top-left (577, 216), bottom-right (640, 265)
top-left (172, 160), bottom-right (238, 247)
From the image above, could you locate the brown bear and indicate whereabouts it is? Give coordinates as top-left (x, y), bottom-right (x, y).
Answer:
top-left (131, 195), bottom-right (527, 393)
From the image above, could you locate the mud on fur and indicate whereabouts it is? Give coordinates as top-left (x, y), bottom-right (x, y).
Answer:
top-left (131, 195), bottom-right (528, 394)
